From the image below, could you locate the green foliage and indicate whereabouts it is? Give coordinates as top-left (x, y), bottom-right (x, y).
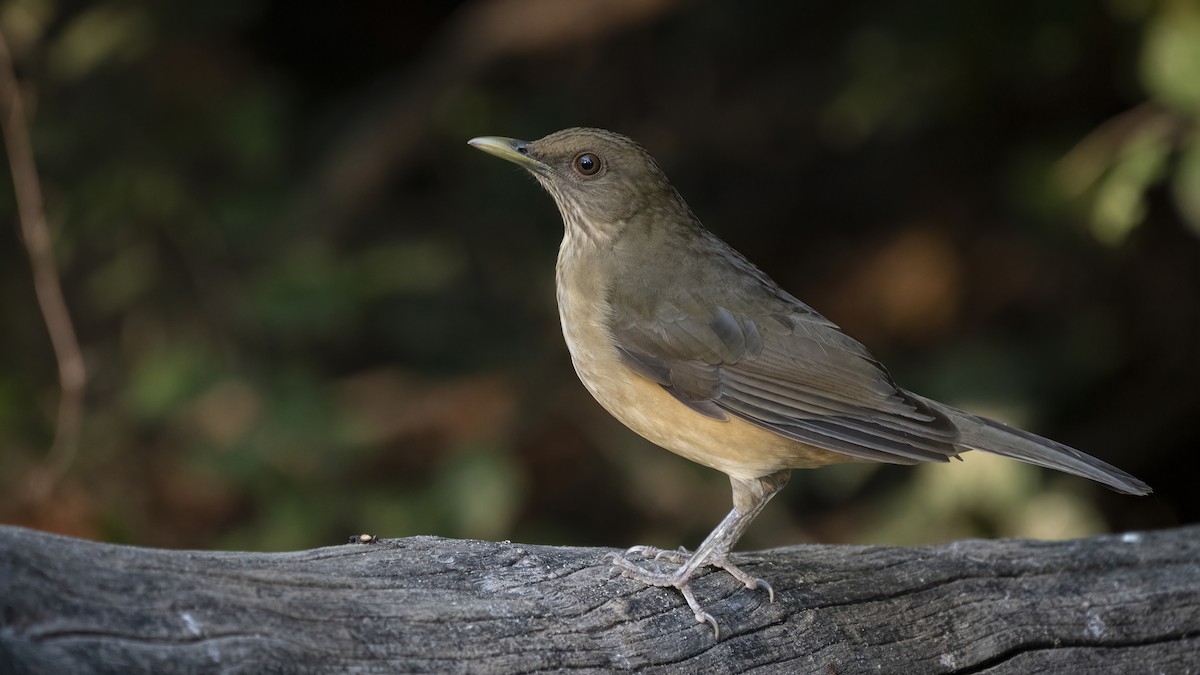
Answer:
top-left (1054, 0), bottom-right (1200, 244)
top-left (1141, 0), bottom-right (1200, 114)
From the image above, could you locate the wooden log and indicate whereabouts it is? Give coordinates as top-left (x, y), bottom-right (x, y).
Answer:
top-left (0, 524), bottom-right (1197, 673)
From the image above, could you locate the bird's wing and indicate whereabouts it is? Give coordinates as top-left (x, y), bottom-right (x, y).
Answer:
top-left (610, 297), bottom-right (961, 464)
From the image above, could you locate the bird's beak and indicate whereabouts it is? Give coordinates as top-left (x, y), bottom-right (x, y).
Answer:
top-left (467, 136), bottom-right (550, 173)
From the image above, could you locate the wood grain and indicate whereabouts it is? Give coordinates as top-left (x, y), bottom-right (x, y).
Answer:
top-left (1, 524), bottom-right (1196, 673)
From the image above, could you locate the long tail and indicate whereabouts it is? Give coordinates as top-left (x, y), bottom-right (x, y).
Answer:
top-left (917, 395), bottom-right (1152, 496)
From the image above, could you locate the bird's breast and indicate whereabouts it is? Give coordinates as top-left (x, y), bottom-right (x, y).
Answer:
top-left (554, 236), bottom-right (846, 479)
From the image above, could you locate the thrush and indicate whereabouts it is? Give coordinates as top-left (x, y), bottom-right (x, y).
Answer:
top-left (468, 127), bottom-right (1151, 637)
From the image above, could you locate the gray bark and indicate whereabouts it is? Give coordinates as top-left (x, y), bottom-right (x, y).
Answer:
top-left (0, 523), bottom-right (1197, 674)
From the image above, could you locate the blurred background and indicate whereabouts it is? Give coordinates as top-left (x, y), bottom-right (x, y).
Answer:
top-left (1, 0), bottom-right (1195, 553)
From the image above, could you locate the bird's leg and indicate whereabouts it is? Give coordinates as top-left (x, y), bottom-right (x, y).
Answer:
top-left (608, 469), bottom-right (791, 636)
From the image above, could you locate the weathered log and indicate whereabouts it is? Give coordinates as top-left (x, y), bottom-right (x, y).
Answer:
top-left (0, 524), bottom-right (1196, 674)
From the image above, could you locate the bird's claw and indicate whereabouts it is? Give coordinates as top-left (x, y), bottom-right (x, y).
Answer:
top-left (624, 544), bottom-right (691, 563)
top-left (606, 550), bottom-right (675, 585)
top-left (603, 551), bottom-right (635, 578)
top-left (754, 577), bottom-right (776, 603)
top-left (606, 546), bottom-right (775, 640)
top-left (679, 579), bottom-right (721, 639)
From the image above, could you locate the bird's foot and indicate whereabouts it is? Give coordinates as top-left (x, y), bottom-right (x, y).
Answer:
top-left (606, 546), bottom-right (775, 639)
top-left (618, 545), bottom-right (775, 601)
top-left (623, 544), bottom-right (691, 564)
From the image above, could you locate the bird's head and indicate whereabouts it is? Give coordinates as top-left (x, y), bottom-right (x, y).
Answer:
top-left (469, 127), bottom-right (687, 243)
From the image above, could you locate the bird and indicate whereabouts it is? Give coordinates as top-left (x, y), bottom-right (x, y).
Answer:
top-left (467, 127), bottom-right (1151, 638)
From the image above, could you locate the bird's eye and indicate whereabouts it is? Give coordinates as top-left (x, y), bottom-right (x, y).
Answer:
top-left (573, 152), bottom-right (601, 176)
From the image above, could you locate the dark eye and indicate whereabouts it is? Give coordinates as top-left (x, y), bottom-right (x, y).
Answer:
top-left (573, 152), bottom-right (600, 176)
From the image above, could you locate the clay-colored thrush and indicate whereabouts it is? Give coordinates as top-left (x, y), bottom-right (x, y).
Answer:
top-left (468, 127), bottom-right (1151, 636)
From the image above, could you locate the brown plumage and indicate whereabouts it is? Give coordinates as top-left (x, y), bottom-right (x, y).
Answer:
top-left (469, 127), bottom-right (1150, 638)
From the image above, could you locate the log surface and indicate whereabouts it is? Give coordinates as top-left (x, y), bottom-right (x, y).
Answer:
top-left (0, 524), bottom-right (1197, 674)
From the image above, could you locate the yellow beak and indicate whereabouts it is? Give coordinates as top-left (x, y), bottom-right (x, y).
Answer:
top-left (467, 136), bottom-right (551, 173)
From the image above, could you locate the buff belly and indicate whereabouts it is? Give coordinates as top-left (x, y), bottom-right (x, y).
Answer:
top-left (555, 266), bottom-right (848, 480)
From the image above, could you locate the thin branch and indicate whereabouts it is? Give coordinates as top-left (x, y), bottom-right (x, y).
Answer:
top-left (0, 30), bottom-right (85, 503)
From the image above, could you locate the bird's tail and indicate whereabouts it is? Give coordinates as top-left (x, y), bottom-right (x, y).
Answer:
top-left (917, 395), bottom-right (1152, 496)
